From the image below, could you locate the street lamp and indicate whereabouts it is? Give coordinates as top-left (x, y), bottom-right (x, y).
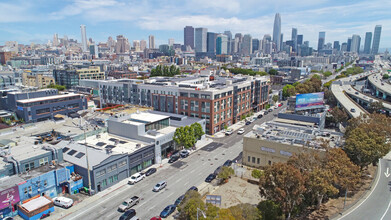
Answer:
top-left (197, 207), bottom-right (206, 220)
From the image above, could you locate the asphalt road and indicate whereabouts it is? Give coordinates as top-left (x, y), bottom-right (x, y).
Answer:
top-left (62, 107), bottom-right (280, 220)
top-left (336, 158), bottom-right (391, 220)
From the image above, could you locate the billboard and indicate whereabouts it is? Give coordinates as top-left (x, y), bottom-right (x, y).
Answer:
top-left (0, 185), bottom-right (20, 210)
top-left (295, 92), bottom-right (324, 110)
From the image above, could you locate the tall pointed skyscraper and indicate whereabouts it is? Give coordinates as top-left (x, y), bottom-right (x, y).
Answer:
top-left (371, 25), bottom-right (382, 54)
top-left (80, 24), bottom-right (88, 52)
top-left (273, 13), bottom-right (281, 52)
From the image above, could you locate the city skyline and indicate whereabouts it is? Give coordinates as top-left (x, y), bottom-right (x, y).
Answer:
top-left (0, 0), bottom-right (389, 50)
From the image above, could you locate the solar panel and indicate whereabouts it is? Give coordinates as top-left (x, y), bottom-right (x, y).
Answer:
top-left (119, 140), bottom-right (127, 144)
top-left (62, 147), bottom-right (70, 153)
top-left (67, 149), bottom-right (77, 156)
top-left (105, 145), bottom-right (115, 149)
top-left (109, 138), bottom-right (118, 142)
top-left (75, 152), bottom-right (85, 159)
top-left (96, 142), bottom-right (106, 147)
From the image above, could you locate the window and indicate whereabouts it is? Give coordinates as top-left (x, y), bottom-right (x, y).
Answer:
top-left (190, 93), bottom-right (199, 98)
top-left (119, 160), bottom-right (127, 168)
top-left (28, 186), bottom-right (32, 193)
top-left (24, 187), bottom-right (28, 195)
top-left (252, 157), bottom-right (255, 163)
top-left (113, 175), bottom-right (118, 182)
top-left (108, 176), bottom-right (114, 184)
top-left (44, 180), bottom-right (48, 187)
top-left (107, 164), bottom-right (117, 172)
top-left (257, 158), bottom-right (260, 164)
top-left (248, 156), bottom-right (250, 162)
top-left (39, 157), bottom-right (48, 166)
top-left (25, 162), bottom-right (35, 171)
top-left (97, 169), bottom-right (106, 177)
top-left (102, 179), bottom-right (107, 187)
top-left (268, 160), bottom-right (271, 165)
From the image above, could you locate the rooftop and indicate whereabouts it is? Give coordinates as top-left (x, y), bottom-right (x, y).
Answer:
top-left (129, 112), bottom-right (170, 123)
top-left (246, 121), bottom-right (343, 149)
top-left (0, 175), bottom-right (24, 190)
top-left (16, 93), bottom-right (82, 104)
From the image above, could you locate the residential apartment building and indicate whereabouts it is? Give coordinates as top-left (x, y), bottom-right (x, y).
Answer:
top-left (53, 66), bottom-right (105, 89)
top-left (22, 71), bottom-right (55, 88)
top-left (98, 75), bottom-right (270, 134)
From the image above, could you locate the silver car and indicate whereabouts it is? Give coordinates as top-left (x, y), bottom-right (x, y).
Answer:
top-left (153, 181), bottom-right (167, 192)
top-left (118, 196), bottom-right (140, 212)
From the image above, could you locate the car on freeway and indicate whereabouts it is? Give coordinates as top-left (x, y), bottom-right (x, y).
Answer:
top-left (187, 186), bottom-right (198, 192)
top-left (223, 159), bottom-right (232, 167)
top-left (144, 168), bottom-right (157, 176)
top-left (153, 181), bottom-right (167, 192)
top-left (53, 197), bottom-right (73, 208)
top-left (225, 129), bottom-right (233, 135)
top-left (205, 173), bottom-right (216, 183)
top-left (168, 153), bottom-right (180, 163)
top-left (237, 128), bottom-right (245, 135)
top-left (180, 150), bottom-right (189, 158)
top-left (118, 196), bottom-right (140, 212)
top-left (119, 209), bottom-right (136, 220)
top-left (174, 195), bottom-right (185, 207)
top-left (350, 108), bottom-right (356, 113)
top-left (128, 172), bottom-right (145, 184)
top-left (160, 205), bottom-right (176, 218)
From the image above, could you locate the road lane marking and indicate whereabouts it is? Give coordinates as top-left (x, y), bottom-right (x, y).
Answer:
top-left (337, 159), bottom-right (382, 220)
top-left (380, 199), bottom-right (391, 220)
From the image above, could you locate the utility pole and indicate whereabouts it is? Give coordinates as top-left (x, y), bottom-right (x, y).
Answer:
top-left (82, 117), bottom-right (92, 195)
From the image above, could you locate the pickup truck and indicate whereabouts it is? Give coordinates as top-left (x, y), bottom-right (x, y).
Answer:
top-left (118, 196), bottom-right (140, 212)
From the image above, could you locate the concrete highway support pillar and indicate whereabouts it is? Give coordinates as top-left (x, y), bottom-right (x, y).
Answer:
top-left (376, 90), bottom-right (379, 97)
top-left (383, 93), bottom-right (387, 100)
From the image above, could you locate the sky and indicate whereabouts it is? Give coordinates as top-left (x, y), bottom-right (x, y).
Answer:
top-left (0, 0), bottom-right (390, 50)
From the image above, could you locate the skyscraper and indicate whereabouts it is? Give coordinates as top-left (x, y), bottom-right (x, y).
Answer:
top-left (317, 32), bottom-right (325, 51)
top-left (184, 26), bottom-right (195, 50)
top-left (333, 41), bottom-right (340, 51)
top-left (140, 40), bottom-right (147, 51)
top-left (195, 27), bottom-right (207, 53)
top-left (273, 13), bottom-right (281, 51)
top-left (347, 38), bottom-right (352, 52)
top-left (207, 32), bottom-right (217, 54)
top-left (80, 24), bottom-right (88, 52)
top-left (363, 32), bottom-right (372, 54)
top-left (241, 34), bottom-right (252, 55)
top-left (216, 34), bottom-right (228, 55)
top-left (53, 33), bottom-right (59, 47)
top-left (234, 33), bottom-right (243, 53)
top-left (252, 38), bottom-right (260, 53)
top-left (224, 31), bottom-right (232, 54)
top-left (371, 25), bottom-right (382, 54)
top-left (351, 34), bottom-right (361, 53)
top-left (280, 33), bottom-right (283, 52)
top-left (149, 35), bottom-right (155, 49)
top-left (168, 38), bottom-right (175, 47)
top-left (291, 28), bottom-right (297, 52)
top-left (297, 35), bottom-right (303, 45)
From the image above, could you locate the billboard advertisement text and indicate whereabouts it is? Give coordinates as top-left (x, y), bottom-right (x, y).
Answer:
top-left (295, 92), bottom-right (324, 110)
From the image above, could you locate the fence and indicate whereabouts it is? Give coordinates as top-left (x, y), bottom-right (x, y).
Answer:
top-left (71, 127), bottom-right (107, 141)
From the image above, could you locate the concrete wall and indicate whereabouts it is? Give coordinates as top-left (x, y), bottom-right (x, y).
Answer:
top-left (242, 136), bottom-right (324, 168)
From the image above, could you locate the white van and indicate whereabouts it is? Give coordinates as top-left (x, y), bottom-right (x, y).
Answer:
top-left (128, 172), bottom-right (145, 184)
top-left (53, 197), bottom-right (74, 208)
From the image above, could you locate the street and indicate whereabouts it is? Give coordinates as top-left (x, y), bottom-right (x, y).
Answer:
top-left (60, 107), bottom-right (279, 220)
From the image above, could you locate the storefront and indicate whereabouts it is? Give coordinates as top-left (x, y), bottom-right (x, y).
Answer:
top-left (0, 185), bottom-right (20, 219)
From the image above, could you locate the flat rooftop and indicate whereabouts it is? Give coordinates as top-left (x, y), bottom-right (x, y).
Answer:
top-left (247, 121), bottom-right (343, 149)
top-left (21, 196), bottom-right (52, 212)
top-left (16, 93), bottom-right (82, 104)
top-left (129, 112), bottom-right (170, 123)
top-left (0, 175), bottom-right (24, 190)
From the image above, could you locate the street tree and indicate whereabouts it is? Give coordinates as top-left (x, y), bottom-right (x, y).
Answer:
top-left (272, 95), bottom-right (279, 104)
top-left (229, 203), bottom-right (262, 220)
top-left (383, 74), bottom-right (390, 80)
top-left (218, 166), bottom-right (235, 182)
top-left (368, 101), bottom-right (383, 113)
top-left (251, 169), bottom-right (262, 179)
top-left (191, 123), bottom-right (204, 141)
top-left (330, 107), bottom-right (349, 124)
top-left (173, 125), bottom-right (196, 149)
top-left (259, 163), bottom-right (306, 220)
top-left (177, 191), bottom-right (206, 220)
top-left (282, 85), bottom-right (296, 98)
top-left (269, 69), bottom-right (278, 75)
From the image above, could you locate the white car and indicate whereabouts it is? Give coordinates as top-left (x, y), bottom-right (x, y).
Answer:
top-left (128, 172), bottom-right (145, 184)
top-left (53, 197), bottom-right (73, 208)
top-left (225, 129), bottom-right (233, 136)
top-left (237, 128), bottom-right (245, 135)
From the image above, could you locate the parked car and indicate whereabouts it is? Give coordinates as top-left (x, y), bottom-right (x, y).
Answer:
top-left (245, 121), bottom-right (251, 125)
top-left (168, 154), bottom-right (180, 163)
top-left (225, 129), bottom-right (233, 135)
top-left (237, 128), bottom-right (245, 135)
top-left (278, 103), bottom-right (283, 107)
top-left (53, 197), bottom-right (73, 208)
top-left (205, 173), bottom-right (216, 183)
top-left (145, 168), bottom-right (157, 176)
top-left (150, 217), bottom-right (162, 220)
top-left (119, 209), bottom-right (136, 220)
top-left (174, 195), bottom-right (185, 207)
top-left (223, 159), bottom-right (232, 167)
top-left (214, 166), bottom-right (222, 175)
top-left (118, 196), bottom-right (140, 212)
top-left (187, 186), bottom-right (198, 192)
top-left (268, 108), bottom-right (273, 112)
top-left (153, 181), bottom-right (167, 192)
top-left (180, 150), bottom-right (189, 158)
top-left (160, 205), bottom-right (176, 218)
top-left (257, 114), bottom-right (263, 119)
top-left (264, 111), bottom-right (269, 115)
top-left (128, 172), bottom-right (145, 184)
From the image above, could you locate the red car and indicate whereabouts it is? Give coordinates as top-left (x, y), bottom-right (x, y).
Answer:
top-left (150, 217), bottom-right (162, 220)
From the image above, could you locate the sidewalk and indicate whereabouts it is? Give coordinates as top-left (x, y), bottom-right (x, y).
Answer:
top-left (33, 137), bottom-right (214, 220)
top-left (211, 120), bottom-right (246, 138)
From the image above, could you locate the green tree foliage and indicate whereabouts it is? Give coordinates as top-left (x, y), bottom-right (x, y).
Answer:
top-left (272, 95), bottom-right (279, 103)
top-left (47, 84), bottom-right (66, 91)
top-left (177, 191), bottom-right (206, 220)
top-left (322, 71), bottom-right (332, 78)
top-left (265, 104), bottom-right (271, 109)
top-left (383, 74), bottom-right (390, 80)
top-left (257, 200), bottom-right (282, 220)
top-left (229, 203), bottom-right (262, 220)
top-left (330, 107), bottom-right (348, 124)
top-left (251, 169), bottom-right (262, 179)
top-left (268, 69), bottom-right (278, 75)
top-left (217, 166), bottom-right (234, 181)
top-left (368, 101), bottom-right (383, 113)
top-left (173, 126), bottom-right (195, 149)
top-left (259, 163), bottom-right (306, 220)
top-left (282, 84), bottom-right (296, 98)
top-left (191, 123), bottom-right (205, 140)
top-left (150, 65), bottom-right (181, 77)
top-left (228, 68), bottom-right (268, 76)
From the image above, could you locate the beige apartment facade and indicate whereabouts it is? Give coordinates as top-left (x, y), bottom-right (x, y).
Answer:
top-left (22, 72), bottom-right (55, 88)
top-left (77, 66), bottom-right (105, 80)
